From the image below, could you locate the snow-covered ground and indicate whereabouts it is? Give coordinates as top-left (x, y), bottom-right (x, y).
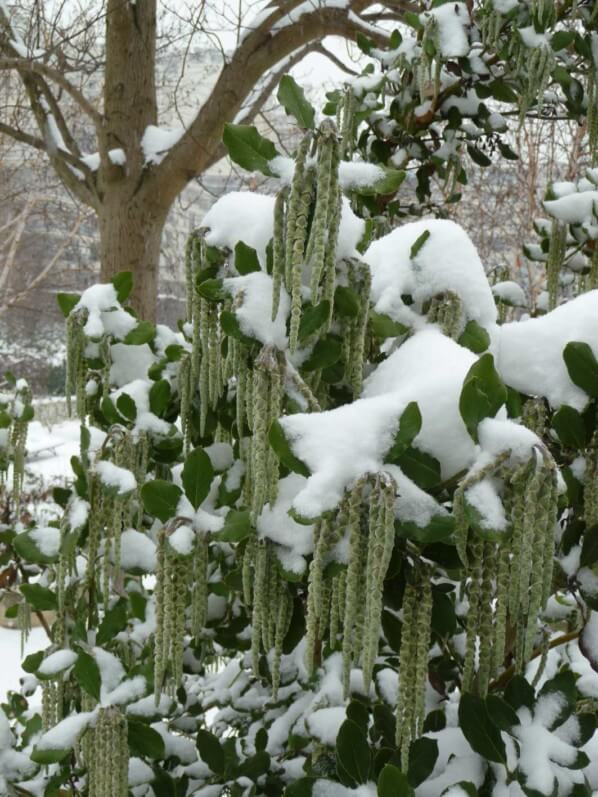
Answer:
top-left (1, 626), bottom-right (47, 698)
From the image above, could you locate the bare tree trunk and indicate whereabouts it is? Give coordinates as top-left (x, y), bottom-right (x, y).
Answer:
top-left (98, 196), bottom-right (166, 321)
top-left (97, 0), bottom-right (161, 320)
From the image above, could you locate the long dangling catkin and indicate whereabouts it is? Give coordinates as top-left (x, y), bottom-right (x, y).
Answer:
top-left (251, 540), bottom-right (269, 677)
top-left (546, 220), bottom-right (567, 310)
top-left (66, 309), bottom-right (88, 419)
top-left (87, 707), bottom-right (128, 797)
top-left (362, 474), bottom-right (396, 689)
top-left (285, 133), bottom-right (312, 289)
top-left (342, 479), bottom-right (366, 696)
top-left (396, 571), bottom-right (432, 770)
top-left (491, 543), bottom-right (510, 675)
top-left (191, 534), bottom-right (209, 637)
top-left (477, 542), bottom-right (496, 696)
top-left (306, 519), bottom-right (340, 674)
top-left (462, 538), bottom-right (483, 693)
top-left (307, 130), bottom-right (334, 300)
top-left (289, 168), bottom-right (314, 353)
top-left (154, 528), bottom-right (192, 701)
top-left (272, 583), bottom-right (292, 698)
top-left (271, 191), bottom-right (286, 321)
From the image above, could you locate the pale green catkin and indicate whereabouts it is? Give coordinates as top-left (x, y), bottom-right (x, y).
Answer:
top-left (348, 263), bottom-right (371, 396)
top-left (340, 88), bottom-right (354, 158)
top-left (462, 538), bottom-right (483, 693)
top-left (477, 543), bottom-right (496, 696)
top-left (507, 461), bottom-right (532, 616)
top-left (524, 470), bottom-right (553, 662)
top-left (66, 309), bottom-right (88, 419)
top-left (396, 577), bottom-right (419, 770)
top-left (307, 131), bottom-right (334, 300)
top-left (540, 469), bottom-right (558, 607)
top-left (521, 397), bottom-right (547, 437)
top-left (289, 167), bottom-right (314, 353)
top-left (191, 534), bottom-right (209, 636)
top-left (306, 519), bottom-right (340, 674)
top-left (266, 354), bottom-right (283, 505)
top-left (546, 220), bottom-right (567, 310)
top-left (585, 431), bottom-right (598, 527)
top-left (323, 138), bottom-right (342, 327)
top-left (491, 543), bottom-right (510, 675)
top-left (284, 133), bottom-right (312, 288)
top-left (250, 354), bottom-right (270, 519)
top-left (362, 474), bottom-right (396, 689)
top-left (154, 529), bottom-right (192, 701)
top-left (519, 44), bottom-right (554, 125)
top-left (251, 540), bottom-right (269, 677)
top-left (413, 576), bottom-right (432, 739)
top-left (272, 584), bottom-right (292, 698)
top-left (342, 479), bottom-right (367, 696)
top-left (179, 354), bottom-right (192, 453)
top-left (199, 297), bottom-right (210, 435)
top-left (271, 191), bottom-right (286, 321)
top-left (242, 535), bottom-right (256, 607)
top-left (87, 707), bottom-right (128, 797)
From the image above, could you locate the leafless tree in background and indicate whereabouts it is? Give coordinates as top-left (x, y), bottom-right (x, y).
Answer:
top-left (0, 0), bottom-right (408, 319)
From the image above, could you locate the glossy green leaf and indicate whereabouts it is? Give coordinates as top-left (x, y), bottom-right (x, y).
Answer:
top-left (223, 124), bottom-right (279, 176)
top-left (277, 75), bottom-right (315, 130)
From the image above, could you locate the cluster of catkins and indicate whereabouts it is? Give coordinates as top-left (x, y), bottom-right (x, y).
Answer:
top-left (153, 525), bottom-right (210, 700)
top-left (454, 444), bottom-right (558, 695)
top-left (304, 473), bottom-right (396, 693)
top-left (84, 707), bottom-right (129, 797)
top-left (0, 379), bottom-right (33, 509)
top-left (241, 537), bottom-right (294, 697)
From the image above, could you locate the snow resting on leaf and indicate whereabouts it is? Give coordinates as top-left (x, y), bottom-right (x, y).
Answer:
top-left (74, 283), bottom-right (137, 341)
top-left (280, 328), bottom-right (482, 518)
top-left (201, 191), bottom-right (365, 265)
top-left (223, 272), bottom-right (290, 349)
top-left (490, 290), bottom-right (598, 410)
top-left (364, 218), bottom-right (498, 329)
top-left (420, 2), bottom-right (470, 58)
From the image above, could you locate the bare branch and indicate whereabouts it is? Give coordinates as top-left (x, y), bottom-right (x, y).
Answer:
top-left (0, 58), bottom-right (102, 125)
top-left (312, 43), bottom-right (360, 77)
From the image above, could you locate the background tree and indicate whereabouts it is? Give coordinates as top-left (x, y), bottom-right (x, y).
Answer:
top-left (0, 0), bottom-right (401, 320)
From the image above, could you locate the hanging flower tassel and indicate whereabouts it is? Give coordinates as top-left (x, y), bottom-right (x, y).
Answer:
top-left (86, 706), bottom-right (129, 797)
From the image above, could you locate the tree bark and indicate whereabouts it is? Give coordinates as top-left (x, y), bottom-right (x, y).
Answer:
top-left (98, 195), bottom-right (167, 322)
top-left (97, 0), bottom-right (162, 320)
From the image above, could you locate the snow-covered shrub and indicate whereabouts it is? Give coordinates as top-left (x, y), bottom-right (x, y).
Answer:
top-left (2, 1), bottom-right (598, 789)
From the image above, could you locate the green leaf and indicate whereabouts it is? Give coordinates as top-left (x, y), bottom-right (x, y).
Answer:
top-left (73, 650), bottom-right (101, 702)
top-left (459, 353), bottom-right (507, 442)
top-left (285, 778), bottom-right (315, 796)
top-left (56, 293), bottom-right (80, 318)
top-left (408, 737), bottom-right (438, 787)
top-left (504, 674), bottom-right (535, 711)
top-left (31, 747), bottom-right (71, 765)
top-left (551, 30), bottom-right (575, 51)
top-left (370, 311), bottom-right (409, 339)
top-left (385, 402), bottom-right (422, 463)
top-left (128, 719), bottom-right (166, 760)
top-left (223, 124), bottom-right (279, 176)
top-left (299, 301), bottom-right (331, 341)
top-left (22, 650), bottom-right (44, 673)
top-left (269, 420), bottom-right (310, 478)
top-left (539, 670), bottom-right (576, 729)
top-left (123, 320), bottom-right (156, 345)
top-left (112, 271), bottom-right (133, 303)
top-left (497, 141), bottom-right (519, 161)
top-left (13, 530), bottom-right (59, 564)
top-left (149, 380), bottom-right (171, 416)
top-left (399, 515), bottom-right (455, 545)
top-left (100, 396), bottom-right (121, 425)
top-left (458, 321), bottom-right (490, 354)
top-left (552, 405), bottom-right (587, 449)
top-left (334, 286), bottom-right (361, 318)
top-left (97, 599), bottom-right (128, 646)
top-left (277, 75), bottom-right (315, 130)
top-left (395, 447), bottom-right (441, 490)
top-left (235, 241), bottom-right (261, 275)
top-left (182, 448), bottom-right (214, 510)
top-left (563, 342), bottom-right (598, 398)
top-left (197, 278), bottom-right (226, 302)
top-left (357, 168), bottom-right (405, 196)
top-left (467, 144), bottom-right (492, 167)
top-left (116, 392), bottom-right (137, 422)
top-left (197, 728), bottom-right (226, 774)
top-left (20, 583), bottom-right (58, 611)
top-left (489, 79), bottom-right (518, 104)
top-left (486, 695), bottom-right (519, 731)
top-left (336, 719), bottom-right (370, 785)
top-left (141, 480), bottom-right (182, 523)
top-left (219, 510), bottom-right (253, 543)
top-left (220, 310), bottom-right (255, 345)
top-left (302, 335), bottom-right (342, 372)
top-left (410, 230), bottom-right (430, 259)
top-left (458, 693), bottom-right (506, 764)
top-left (581, 525), bottom-right (598, 568)
top-left (378, 763), bottom-right (412, 796)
